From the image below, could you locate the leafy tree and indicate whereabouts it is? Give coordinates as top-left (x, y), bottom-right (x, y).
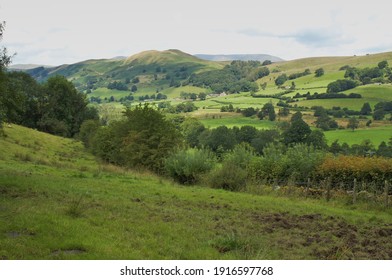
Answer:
top-left (347, 117), bottom-right (359, 131)
top-left (198, 92), bottom-right (207, 100)
top-left (78, 119), bottom-right (100, 148)
top-left (373, 109), bottom-right (385, 120)
top-left (241, 107), bottom-right (257, 117)
top-left (278, 107), bottom-right (290, 117)
top-left (275, 74), bottom-right (287, 86)
top-left (92, 104), bottom-right (182, 173)
top-left (307, 130), bottom-right (328, 150)
top-left (315, 68), bottom-right (324, 77)
top-left (315, 114), bottom-right (338, 131)
top-left (360, 102), bottom-right (372, 115)
top-left (259, 103), bottom-right (276, 121)
top-left (378, 60), bottom-right (388, 69)
top-left (313, 106), bottom-right (327, 117)
top-left (107, 81), bottom-right (128, 91)
top-left (327, 79), bottom-right (358, 93)
top-left (250, 129), bottom-right (280, 154)
top-left (0, 21), bottom-right (13, 132)
top-left (236, 125), bottom-right (258, 144)
top-left (131, 84), bottom-right (138, 92)
top-left (199, 126), bottom-right (236, 153)
top-left (262, 60), bottom-right (272, 66)
top-left (282, 112), bottom-right (311, 145)
top-left (377, 141), bottom-right (392, 157)
top-left (38, 76), bottom-right (95, 137)
top-left (181, 118), bottom-right (206, 148)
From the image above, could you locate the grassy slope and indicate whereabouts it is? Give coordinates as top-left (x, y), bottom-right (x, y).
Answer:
top-left (1, 125), bottom-right (392, 260)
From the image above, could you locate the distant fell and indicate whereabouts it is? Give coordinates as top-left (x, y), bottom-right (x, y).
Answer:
top-left (9, 64), bottom-right (54, 70)
top-left (125, 49), bottom-right (210, 65)
top-left (195, 54), bottom-right (284, 62)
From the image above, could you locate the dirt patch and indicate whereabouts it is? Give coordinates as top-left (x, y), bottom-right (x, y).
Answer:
top-left (6, 229), bottom-right (36, 238)
top-left (251, 212), bottom-right (392, 259)
top-left (51, 248), bottom-right (86, 256)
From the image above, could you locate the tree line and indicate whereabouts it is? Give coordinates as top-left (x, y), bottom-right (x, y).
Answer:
top-left (78, 104), bottom-right (392, 193)
top-left (189, 60), bottom-right (268, 93)
top-left (1, 71), bottom-right (98, 137)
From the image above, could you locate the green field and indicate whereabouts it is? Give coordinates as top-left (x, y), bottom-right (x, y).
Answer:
top-left (199, 114), bottom-right (277, 129)
top-left (89, 88), bottom-right (130, 100)
top-left (2, 125), bottom-right (392, 259)
top-left (325, 125), bottom-right (392, 146)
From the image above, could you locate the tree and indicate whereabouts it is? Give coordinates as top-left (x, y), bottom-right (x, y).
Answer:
top-left (278, 107), bottom-right (290, 117)
top-left (307, 130), bottom-right (328, 150)
top-left (236, 125), bottom-right (257, 144)
top-left (373, 109), bottom-right (385, 120)
top-left (315, 68), bottom-right (324, 77)
top-left (282, 112), bottom-right (312, 145)
top-left (131, 85), bottom-right (138, 92)
top-left (360, 102), bottom-right (372, 115)
top-left (92, 104), bottom-right (182, 173)
top-left (0, 21), bottom-right (13, 132)
top-left (199, 126), bottom-right (236, 153)
top-left (260, 103), bottom-right (276, 121)
top-left (38, 76), bottom-right (96, 137)
top-left (315, 113), bottom-right (338, 131)
top-left (262, 60), bottom-right (272, 66)
top-left (198, 92), bottom-right (207, 100)
top-left (327, 79), bottom-right (358, 93)
top-left (181, 118), bottom-right (206, 148)
top-left (275, 74), bottom-right (287, 86)
top-left (378, 60), bottom-right (388, 69)
top-left (241, 107), bottom-right (257, 117)
top-left (347, 117), bottom-right (359, 131)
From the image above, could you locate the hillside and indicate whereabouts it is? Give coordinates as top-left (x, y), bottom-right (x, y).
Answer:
top-left (25, 49), bottom-right (223, 94)
top-left (13, 50), bottom-right (392, 146)
top-left (195, 53), bottom-right (284, 62)
top-left (270, 51), bottom-right (392, 73)
top-left (1, 125), bottom-right (392, 259)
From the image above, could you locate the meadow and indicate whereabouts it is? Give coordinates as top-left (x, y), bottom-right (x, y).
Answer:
top-left (2, 125), bottom-right (392, 260)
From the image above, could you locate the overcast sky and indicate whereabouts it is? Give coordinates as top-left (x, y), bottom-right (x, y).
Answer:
top-left (1, 0), bottom-right (392, 65)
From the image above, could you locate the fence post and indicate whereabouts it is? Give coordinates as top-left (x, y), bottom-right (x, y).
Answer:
top-left (353, 178), bottom-right (357, 204)
top-left (385, 180), bottom-right (389, 208)
top-left (306, 178), bottom-right (310, 198)
top-left (326, 177), bottom-right (331, 202)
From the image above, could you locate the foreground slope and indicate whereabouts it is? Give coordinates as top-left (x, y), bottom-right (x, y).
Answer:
top-left (1, 125), bottom-right (392, 259)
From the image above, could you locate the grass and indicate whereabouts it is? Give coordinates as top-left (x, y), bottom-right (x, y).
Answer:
top-left (89, 88), bottom-right (130, 100)
top-left (2, 126), bottom-right (392, 260)
top-left (198, 114), bottom-right (276, 129)
top-left (325, 125), bottom-right (392, 145)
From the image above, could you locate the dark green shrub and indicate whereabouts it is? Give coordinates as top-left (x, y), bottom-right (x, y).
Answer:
top-left (165, 148), bottom-right (215, 184)
top-left (207, 162), bottom-right (247, 191)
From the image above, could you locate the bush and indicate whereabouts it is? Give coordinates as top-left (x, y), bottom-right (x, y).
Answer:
top-left (317, 155), bottom-right (392, 190)
top-left (165, 148), bottom-right (215, 184)
top-left (91, 104), bottom-right (182, 173)
top-left (206, 144), bottom-right (256, 191)
top-left (327, 79), bottom-right (358, 93)
top-left (207, 162), bottom-right (247, 191)
top-left (248, 143), bottom-right (326, 184)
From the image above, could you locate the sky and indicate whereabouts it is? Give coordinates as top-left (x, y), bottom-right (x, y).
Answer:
top-left (1, 0), bottom-right (392, 65)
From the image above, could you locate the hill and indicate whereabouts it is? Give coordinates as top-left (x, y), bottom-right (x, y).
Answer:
top-left (25, 49), bottom-right (223, 93)
top-left (1, 124), bottom-right (392, 259)
top-left (195, 53), bottom-right (284, 62)
top-left (9, 64), bottom-right (54, 70)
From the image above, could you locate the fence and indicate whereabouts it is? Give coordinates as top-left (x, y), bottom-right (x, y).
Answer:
top-left (264, 177), bottom-right (391, 208)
